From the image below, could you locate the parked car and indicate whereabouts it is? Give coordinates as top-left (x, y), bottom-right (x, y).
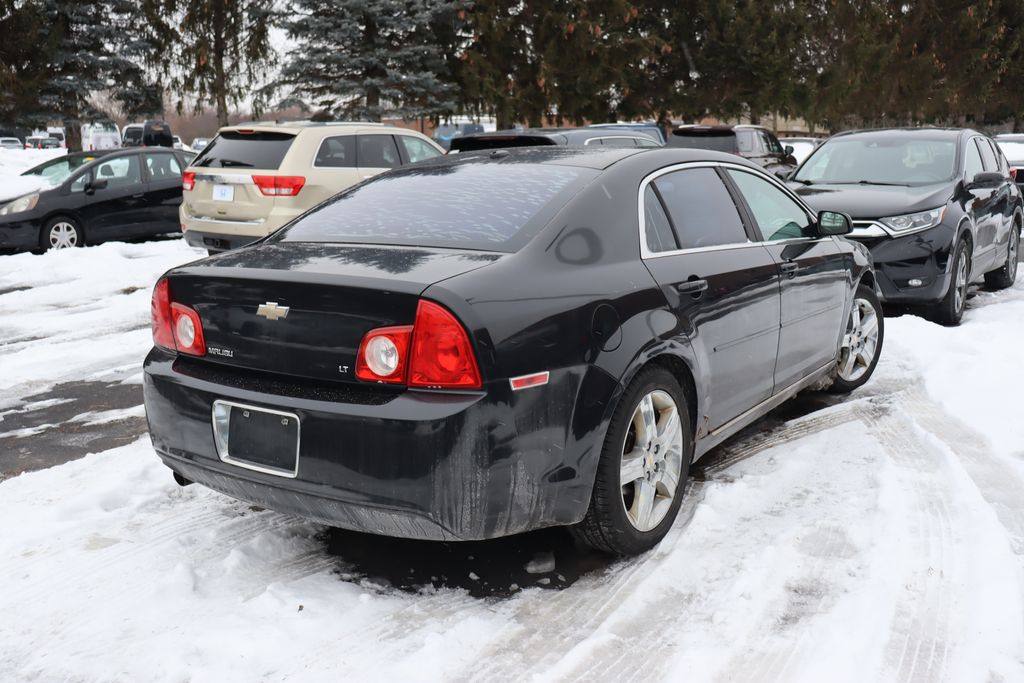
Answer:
top-left (790, 128), bottom-right (1021, 325)
top-left (449, 127), bottom-right (662, 152)
top-left (994, 133), bottom-right (1024, 190)
top-left (432, 122), bottom-right (487, 151)
top-left (0, 137), bottom-right (22, 150)
top-left (589, 122), bottom-right (667, 144)
top-left (122, 121), bottom-right (173, 148)
top-left (190, 137), bottom-right (211, 152)
top-left (46, 127), bottom-right (66, 148)
top-left (144, 146), bottom-right (880, 556)
top-left (81, 123), bottom-right (120, 151)
top-left (172, 135), bottom-right (185, 150)
top-left (668, 125), bottom-right (797, 177)
top-left (25, 136), bottom-right (59, 149)
top-left (0, 148), bottom-right (193, 252)
top-left (180, 122), bottom-right (445, 253)
top-left (780, 136), bottom-right (821, 165)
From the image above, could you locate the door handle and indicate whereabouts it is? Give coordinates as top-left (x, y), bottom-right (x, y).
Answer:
top-left (675, 278), bottom-right (708, 295)
top-left (131, 193), bottom-right (144, 198)
top-left (780, 261), bottom-right (799, 277)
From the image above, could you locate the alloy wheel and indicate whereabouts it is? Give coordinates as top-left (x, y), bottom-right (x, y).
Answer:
top-left (619, 390), bottom-right (684, 532)
top-left (1008, 229), bottom-right (1019, 282)
top-left (838, 298), bottom-right (880, 382)
top-left (48, 222), bottom-right (78, 249)
top-left (953, 250), bottom-right (969, 313)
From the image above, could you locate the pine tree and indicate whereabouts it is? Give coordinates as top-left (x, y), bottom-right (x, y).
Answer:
top-left (275, 0), bottom-right (458, 122)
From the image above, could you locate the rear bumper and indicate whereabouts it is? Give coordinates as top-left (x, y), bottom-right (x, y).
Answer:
top-left (848, 222), bottom-right (956, 304)
top-left (183, 228), bottom-right (260, 252)
top-left (142, 351), bottom-right (594, 540)
top-left (179, 202), bottom-right (297, 251)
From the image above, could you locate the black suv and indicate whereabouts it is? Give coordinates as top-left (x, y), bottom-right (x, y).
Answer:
top-left (791, 128), bottom-right (1021, 324)
top-left (667, 124), bottom-right (797, 177)
top-left (449, 127), bottom-right (662, 152)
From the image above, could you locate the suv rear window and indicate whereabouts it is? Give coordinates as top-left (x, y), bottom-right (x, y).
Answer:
top-left (669, 131), bottom-right (736, 153)
top-left (192, 131), bottom-right (295, 169)
top-left (451, 136), bottom-right (558, 152)
top-left (274, 162), bottom-right (595, 252)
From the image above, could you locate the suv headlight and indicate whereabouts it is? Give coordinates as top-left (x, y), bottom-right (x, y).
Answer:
top-left (879, 207), bottom-right (945, 233)
top-left (0, 192), bottom-right (40, 216)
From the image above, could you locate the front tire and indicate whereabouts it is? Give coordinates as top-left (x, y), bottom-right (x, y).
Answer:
top-left (984, 223), bottom-right (1019, 290)
top-left (827, 283), bottom-right (883, 394)
top-left (932, 239), bottom-right (970, 326)
top-left (40, 216), bottom-right (83, 251)
top-left (571, 366), bottom-right (692, 556)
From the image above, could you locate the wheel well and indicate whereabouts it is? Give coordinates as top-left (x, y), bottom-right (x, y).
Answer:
top-left (858, 270), bottom-right (876, 292)
top-left (644, 354), bottom-right (698, 438)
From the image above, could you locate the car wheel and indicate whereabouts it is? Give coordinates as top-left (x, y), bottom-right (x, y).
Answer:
top-left (984, 223), bottom-right (1019, 290)
top-left (827, 283), bottom-right (884, 394)
top-left (932, 239), bottom-right (970, 326)
top-left (571, 366), bottom-right (692, 556)
top-left (40, 217), bottom-right (83, 251)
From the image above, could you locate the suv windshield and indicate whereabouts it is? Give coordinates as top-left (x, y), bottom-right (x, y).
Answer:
top-left (794, 136), bottom-right (957, 186)
top-left (274, 162), bottom-right (595, 252)
top-left (192, 131), bottom-right (295, 169)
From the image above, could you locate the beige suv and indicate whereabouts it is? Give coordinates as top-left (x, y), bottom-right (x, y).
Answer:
top-left (180, 122), bottom-right (445, 252)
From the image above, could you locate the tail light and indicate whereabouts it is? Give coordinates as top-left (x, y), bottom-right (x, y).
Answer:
top-left (182, 171), bottom-right (196, 191)
top-left (252, 175), bottom-right (305, 197)
top-left (1011, 167), bottom-right (1018, 181)
top-left (151, 278), bottom-right (206, 356)
top-left (355, 300), bottom-right (481, 389)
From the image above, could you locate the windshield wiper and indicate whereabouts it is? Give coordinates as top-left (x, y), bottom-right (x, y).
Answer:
top-left (853, 180), bottom-right (909, 187)
top-left (791, 178), bottom-right (814, 186)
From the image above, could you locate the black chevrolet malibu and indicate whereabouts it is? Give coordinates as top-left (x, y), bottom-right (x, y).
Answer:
top-left (143, 147), bottom-right (881, 555)
top-left (0, 148), bottom-right (194, 252)
top-left (790, 128), bottom-right (1022, 325)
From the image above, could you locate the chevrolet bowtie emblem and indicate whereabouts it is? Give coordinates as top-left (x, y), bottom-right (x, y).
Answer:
top-left (256, 302), bottom-right (290, 320)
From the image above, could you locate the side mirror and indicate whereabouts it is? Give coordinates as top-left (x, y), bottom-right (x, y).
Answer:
top-left (784, 145), bottom-right (794, 155)
top-left (86, 178), bottom-right (108, 193)
top-left (968, 171), bottom-right (1003, 189)
top-left (818, 210), bottom-right (853, 236)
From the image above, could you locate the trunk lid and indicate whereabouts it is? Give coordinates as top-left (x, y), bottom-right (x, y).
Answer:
top-left (167, 243), bottom-right (502, 384)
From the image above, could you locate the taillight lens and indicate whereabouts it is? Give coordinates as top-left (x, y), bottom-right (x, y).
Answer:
top-left (355, 301), bottom-right (481, 389)
top-left (171, 303), bottom-right (206, 356)
top-left (409, 301), bottom-right (481, 389)
top-left (355, 326), bottom-right (412, 383)
top-left (151, 278), bottom-right (174, 351)
top-left (150, 277), bottom-right (206, 356)
top-left (252, 175), bottom-right (305, 196)
top-left (182, 171), bottom-right (195, 191)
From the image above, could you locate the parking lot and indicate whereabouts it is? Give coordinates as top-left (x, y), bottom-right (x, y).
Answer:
top-left (2, 234), bottom-right (1023, 681)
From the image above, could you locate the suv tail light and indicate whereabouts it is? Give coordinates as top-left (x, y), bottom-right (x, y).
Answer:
top-left (355, 300), bottom-right (481, 389)
top-left (252, 175), bottom-right (305, 197)
top-left (151, 278), bottom-right (206, 356)
top-left (182, 171), bottom-right (196, 191)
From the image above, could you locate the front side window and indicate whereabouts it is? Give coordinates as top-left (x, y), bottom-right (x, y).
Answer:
top-left (357, 135), bottom-right (400, 168)
top-left (143, 153), bottom-right (181, 180)
top-left (397, 136), bottom-right (442, 163)
top-left (964, 140), bottom-right (984, 179)
top-left (315, 135), bottom-right (356, 168)
top-left (761, 132), bottom-right (784, 155)
top-left (977, 138), bottom-right (998, 172)
top-left (94, 155), bottom-right (141, 187)
top-left (728, 169), bottom-right (813, 241)
top-left (653, 167), bottom-right (748, 249)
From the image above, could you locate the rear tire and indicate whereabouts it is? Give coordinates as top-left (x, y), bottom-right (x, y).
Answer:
top-left (984, 223), bottom-right (1019, 290)
top-left (827, 283), bottom-right (883, 394)
top-left (570, 366), bottom-right (692, 556)
top-left (931, 239), bottom-right (970, 326)
top-left (39, 216), bottom-right (83, 251)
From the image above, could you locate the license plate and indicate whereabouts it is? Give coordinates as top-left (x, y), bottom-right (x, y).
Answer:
top-left (212, 184), bottom-right (234, 202)
top-left (212, 400), bottom-right (299, 477)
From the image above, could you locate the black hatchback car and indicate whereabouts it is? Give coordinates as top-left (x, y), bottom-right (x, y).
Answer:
top-left (449, 127), bottom-right (662, 152)
top-left (668, 125), bottom-right (798, 177)
top-left (143, 147), bottom-right (879, 556)
top-left (0, 148), bottom-right (195, 251)
top-left (790, 128), bottom-right (1022, 324)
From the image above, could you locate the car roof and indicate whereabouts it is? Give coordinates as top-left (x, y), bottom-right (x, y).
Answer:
top-left (455, 127), bottom-right (656, 143)
top-left (829, 127), bottom-right (975, 141)
top-left (218, 121), bottom-right (403, 135)
top-left (672, 124), bottom-right (770, 134)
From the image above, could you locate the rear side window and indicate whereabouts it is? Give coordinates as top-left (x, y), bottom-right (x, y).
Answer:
top-left (315, 135), bottom-right (356, 168)
top-left (275, 163), bottom-right (596, 252)
top-left (398, 135), bottom-right (442, 163)
top-left (192, 131), bottom-right (295, 169)
top-left (357, 135), bottom-right (400, 168)
top-left (653, 168), bottom-right (748, 248)
top-left (670, 132), bottom-right (736, 153)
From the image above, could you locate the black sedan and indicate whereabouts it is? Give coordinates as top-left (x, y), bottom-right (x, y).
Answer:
top-left (791, 128), bottom-right (1022, 325)
top-left (0, 148), bottom-right (194, 252)
top-left (143, 147), bottom-right (880, 555)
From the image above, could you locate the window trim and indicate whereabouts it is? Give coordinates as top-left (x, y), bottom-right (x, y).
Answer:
top-left (638, 161), bottom-right (822, 260)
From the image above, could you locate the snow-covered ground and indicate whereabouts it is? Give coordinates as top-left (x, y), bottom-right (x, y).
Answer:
top-left (1, 240), bottom-right (1024, 682)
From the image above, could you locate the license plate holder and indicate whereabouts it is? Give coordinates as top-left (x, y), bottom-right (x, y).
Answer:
top-left (212, 400), bottom-right (299, 478)
top-left (212, 184), bottom-right (234, 202)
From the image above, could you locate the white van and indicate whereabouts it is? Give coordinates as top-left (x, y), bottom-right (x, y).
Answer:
top-left (81, 123), bottom-right (121, 151)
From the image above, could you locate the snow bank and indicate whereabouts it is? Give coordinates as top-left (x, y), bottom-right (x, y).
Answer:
top-left (0, 147), bottom-right (66, 174)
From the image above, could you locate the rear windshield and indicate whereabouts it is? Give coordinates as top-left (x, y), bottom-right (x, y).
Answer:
top-left (192, 131), bottom-right (295, 169)
top-left (273, 162), bottom-right (595, 252)
top-left (669, 131), bottom-right (736, 152)
top-left (451, 136), bottom-right (557, 152)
